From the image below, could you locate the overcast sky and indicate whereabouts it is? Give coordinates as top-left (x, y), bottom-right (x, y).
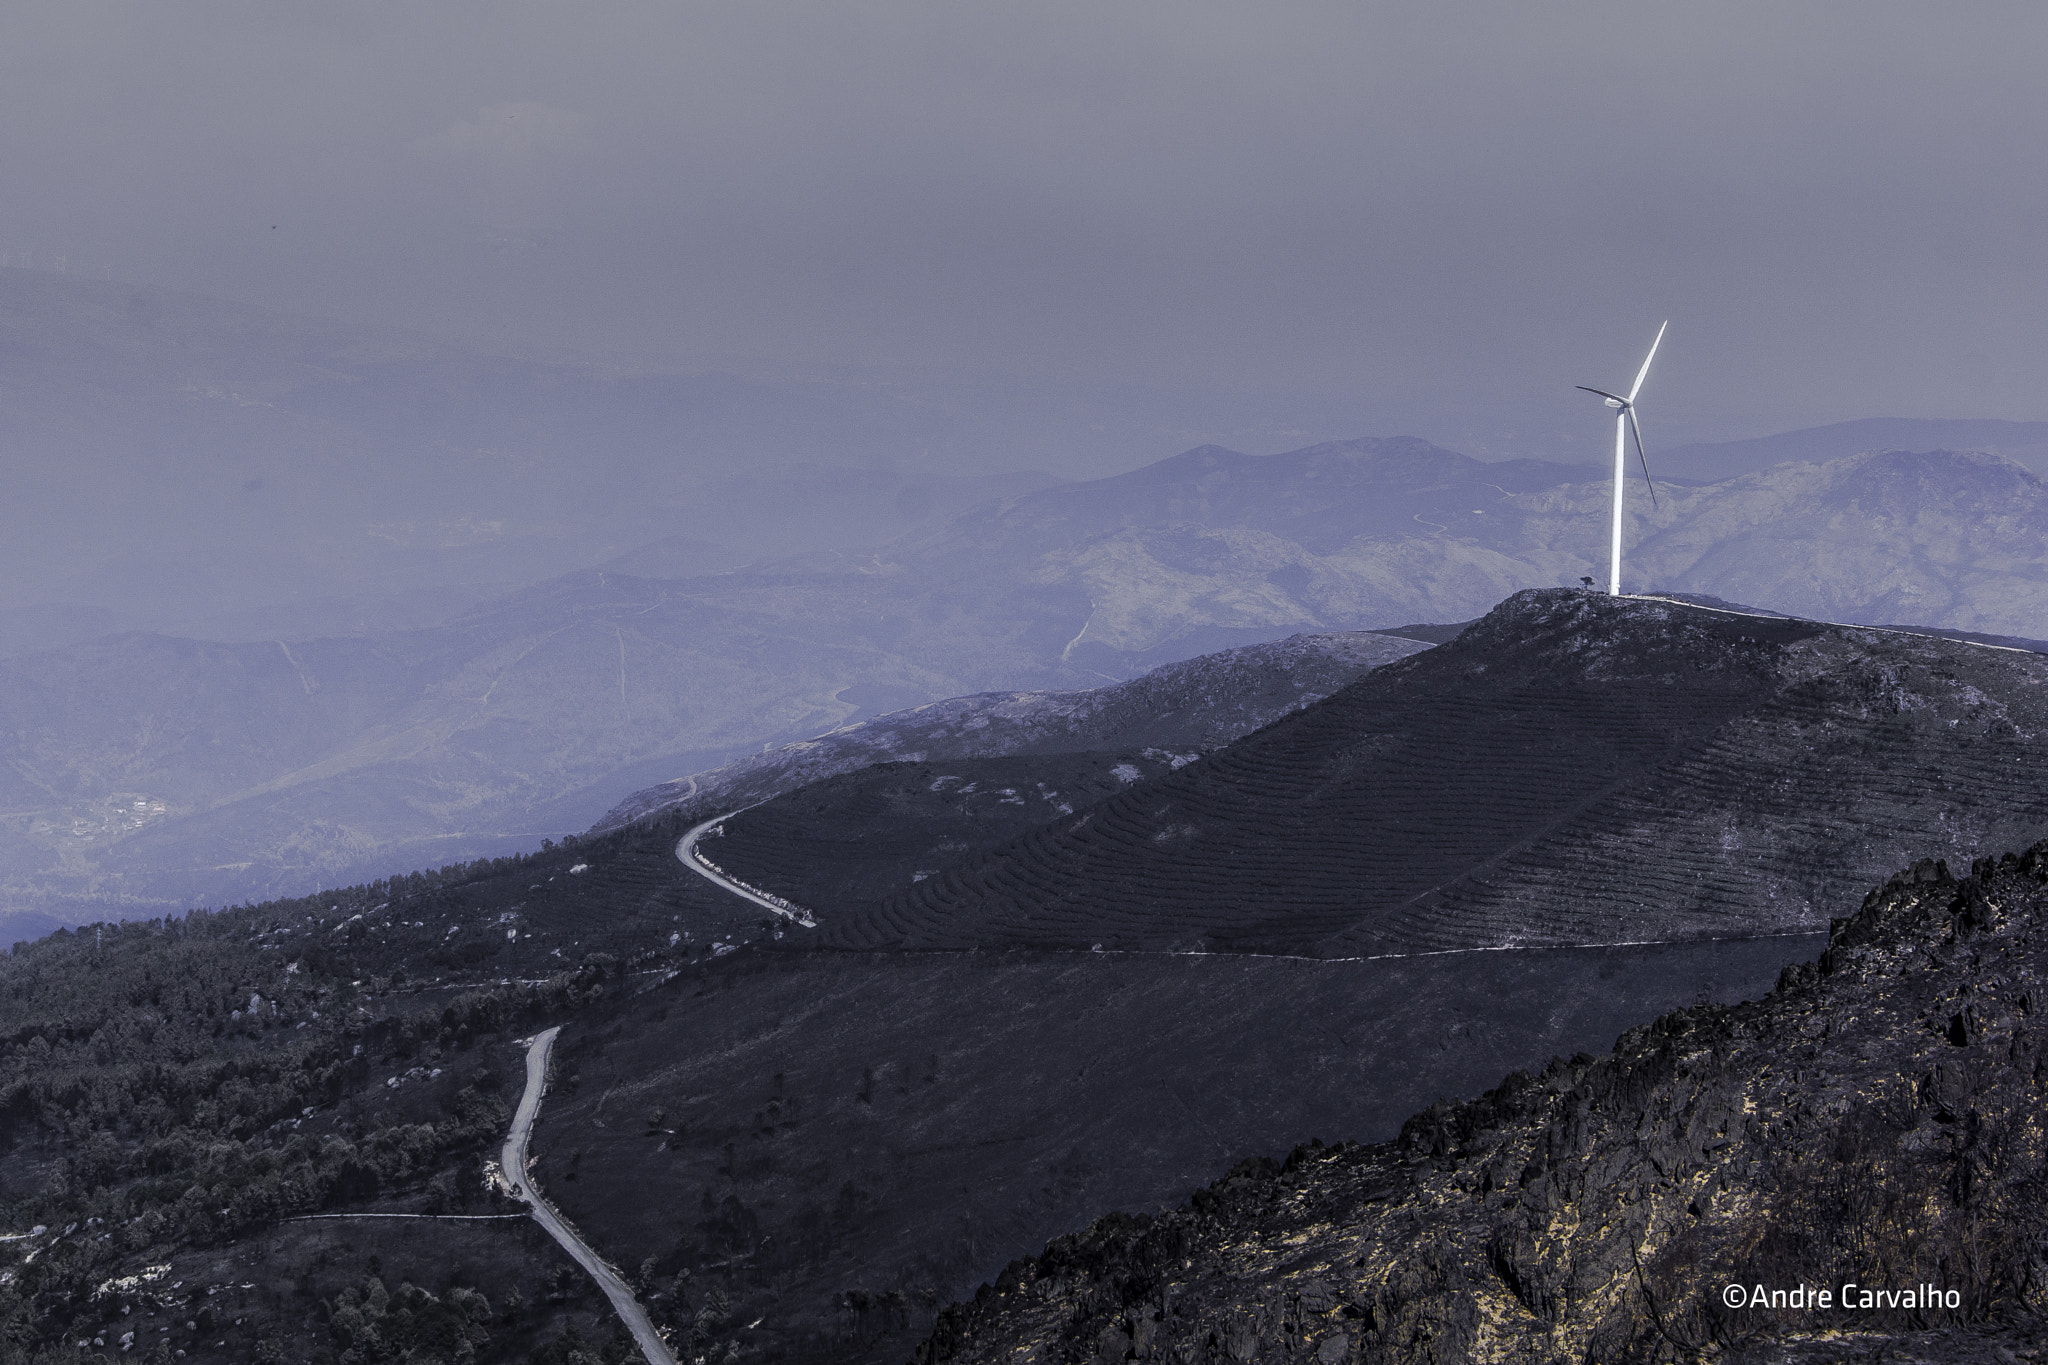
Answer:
top-left (4, 2), bottom-right (2046, 454)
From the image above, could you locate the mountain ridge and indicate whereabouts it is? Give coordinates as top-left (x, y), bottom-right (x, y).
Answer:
top-left (775, 589), bottom-right (2048, 957)
top-left (1659, 416), bottom-right (2048, 481)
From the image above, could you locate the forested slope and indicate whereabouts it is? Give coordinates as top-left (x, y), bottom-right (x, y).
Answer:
top-left (0, 810), bottom-right (786, 1364)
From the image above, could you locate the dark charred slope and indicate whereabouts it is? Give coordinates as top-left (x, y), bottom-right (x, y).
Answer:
top-left (594, 629), bottom-right (1429, 832)
top-left (0, 746), bottom-right (1812, 1365)
top-left (917, 846), bottom-right (2048, 1365)
top-left (812, 591), bottom-right (2048, 957)
top-left (529, 923), bottom-right (1808, 1365)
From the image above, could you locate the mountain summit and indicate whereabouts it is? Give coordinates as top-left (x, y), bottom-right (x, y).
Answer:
top-left (769, 589), bottom-right (2048, 956)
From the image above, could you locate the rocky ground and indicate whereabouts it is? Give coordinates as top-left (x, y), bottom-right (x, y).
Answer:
top-left (915, 843), bottom-right (2048, 1364)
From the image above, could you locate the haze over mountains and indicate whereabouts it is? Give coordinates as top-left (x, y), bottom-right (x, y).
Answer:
top-left (13, 11), bottom-right (2048, 1362)
top-left (1659, 417), bottom-right (2048, 482)
top-left (3, 433), bottom-right (2047, 926)
top-left (8, 264), bottom-right (2045, 650)
top-left (0, 267), bottom-right (1066, 648)
top-left (4, 269), bottom-right (2047, 931)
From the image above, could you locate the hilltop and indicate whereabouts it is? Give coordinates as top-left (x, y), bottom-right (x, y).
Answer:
top-left (687, 590), bottom-right (2048, 956)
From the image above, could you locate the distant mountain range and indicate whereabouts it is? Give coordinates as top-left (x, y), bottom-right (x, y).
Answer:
top-left (1659, 416), bottom-right (2048, 481)
top-left (2, 433), bottom-right (2045, 924)
top-left (0, 267), bottom-right (1064, 645)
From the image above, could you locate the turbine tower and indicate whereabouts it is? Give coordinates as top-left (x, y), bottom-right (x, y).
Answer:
top-left (1577, 321), bottom-right (1666, 596)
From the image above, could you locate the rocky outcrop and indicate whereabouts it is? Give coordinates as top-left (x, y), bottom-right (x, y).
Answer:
top-left (917, 842), bottom-right (2048, 1363)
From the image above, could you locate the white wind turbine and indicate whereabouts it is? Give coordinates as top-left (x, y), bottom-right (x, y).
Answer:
top-left (1577, 320), bottom-right (1667, 596)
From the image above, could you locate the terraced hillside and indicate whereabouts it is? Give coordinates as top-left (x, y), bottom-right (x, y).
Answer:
top-left (792, 590), bottom-right (2048, 956)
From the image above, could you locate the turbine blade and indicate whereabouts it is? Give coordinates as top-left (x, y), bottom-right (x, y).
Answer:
top-left (1626, 320), bottom-right (1667, 402)
top-left (1577, 386), bottom-right (1629, 404)
top-left (1628, 407), bottom-right (1659, 511)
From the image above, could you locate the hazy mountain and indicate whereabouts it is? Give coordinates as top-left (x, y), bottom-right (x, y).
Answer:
top-left (0, 589), bottom-right (1431, 924)
top-left (0, 436), bottom-right (1591, 922)
top-left (1658, 416), bottom-right (2048, 481)
top-left (917, 847), bottom-right (2048, 1365)
top-left (873, 440), bottom-right (2048, 654)
top-left (2, 437), bottom-right (2043, 924)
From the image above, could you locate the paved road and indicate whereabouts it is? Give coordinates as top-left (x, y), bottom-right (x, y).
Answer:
top-left (504, 1027), bottom-right (680, 1365)
top-left (675, 811), bottom-right (817, 927)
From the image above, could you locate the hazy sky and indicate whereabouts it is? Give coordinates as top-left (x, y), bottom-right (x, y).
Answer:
top-left (5, 2), bottom-right (2047, 451)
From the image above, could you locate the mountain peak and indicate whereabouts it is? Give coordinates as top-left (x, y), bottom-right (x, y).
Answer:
top-left (819, 589), bottom-right (2048, 957)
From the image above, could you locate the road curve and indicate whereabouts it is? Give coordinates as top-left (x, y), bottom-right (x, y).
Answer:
top-left (504, 1027), bottom-right (680, 1365)
top-left (675, 811), bottom-right (817, 927)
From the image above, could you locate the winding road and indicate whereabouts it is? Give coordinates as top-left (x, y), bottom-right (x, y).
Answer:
top-left (503, 1027), bottom-right (680, 1365)
top-left (675, 811), bottom-right (817, 927)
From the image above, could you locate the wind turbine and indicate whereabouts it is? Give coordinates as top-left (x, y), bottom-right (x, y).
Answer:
top-left (1577, 321), bottom-right (1666, 596)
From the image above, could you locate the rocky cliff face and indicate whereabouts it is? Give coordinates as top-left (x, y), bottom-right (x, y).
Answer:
top-left (915, 844), bottom-right (2048, 1364)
